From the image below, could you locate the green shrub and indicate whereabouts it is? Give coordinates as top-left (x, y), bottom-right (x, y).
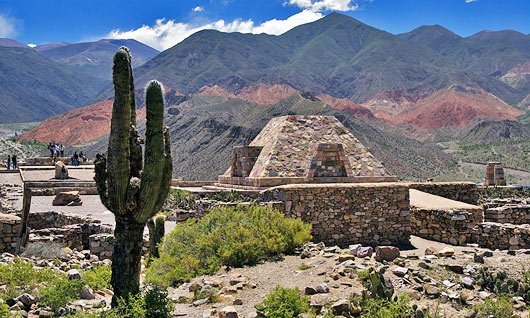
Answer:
top-left (0, 299), bottom-right (10, 317)
top-left (82, 265), bottom-right (112, 291)
top-left (0, 258), bottom-right (63, 298)
top-left (39, 276), bottom-right (84, 311)
top-left (255, 286), bottom-right (314, 318)
top-left (144, 286), bottom-right (174, 318)
top-left (146, 205), bottom-right (311, 286)
top-left (361, 295), bottom-right (415, 318)
top-left (98, 286), bottom-right (173, 318)
top-left (473, 295), bottom-right (517, 318)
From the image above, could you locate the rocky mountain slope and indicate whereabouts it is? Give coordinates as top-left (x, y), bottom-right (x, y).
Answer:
top-left (36, 39), bottom-right (159, 80)
top-left (84, 91), bottom-right (453, 181)
top-left (0, 46), bottom-right (105, 123)
top-left (459, 119), bottom-right (530, 145)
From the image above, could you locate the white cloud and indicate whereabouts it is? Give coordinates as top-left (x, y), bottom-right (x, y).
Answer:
top-left (27, 43), bottom-right (36, 48)
top-left (286, 0), bottom-right (359, 12)
top-left (105, 10), bottom-right (323, 51)
top-left (0, 13), bottom-right (17, 38)
top-left (192, 6), bottom-right (204, 12)
top-left (465, 0), bottom-right (478, 2)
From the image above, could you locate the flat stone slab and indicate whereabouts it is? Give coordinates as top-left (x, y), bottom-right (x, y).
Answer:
top-left (409, 189), bottom-right (480, 211)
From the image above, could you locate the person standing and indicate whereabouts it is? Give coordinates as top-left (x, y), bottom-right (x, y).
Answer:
top-left (48, 143), bottom-right (54, 158)
top-left (11, 155), bottom-right (17, 170)
top-left (60, 144), bottom-right (64, 157)
top-left (6, 155), bottom-right (11, 170)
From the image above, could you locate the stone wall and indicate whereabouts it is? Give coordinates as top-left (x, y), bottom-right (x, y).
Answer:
top-left (408, 182), bottom-right (479, 205)
top-left (29, 223), bottom-right (112, 251)
top-left (0, 214), bottom-right (22, 253)
top-left (474, 222), bottom-right (530, 250)
top-left (484, 205), bottom-right (530, 225)
top-left (27, 211), bottom-right (94, 230)
top-left (411, 209), bottom-right (479, 245)
top-left (261, 183), bottom-right (411, 247)
top-left (89, 233), bottom-right (115, 260)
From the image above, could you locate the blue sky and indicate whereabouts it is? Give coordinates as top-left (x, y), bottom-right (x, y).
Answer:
top-left (0, 0), bottom-right (529, 50)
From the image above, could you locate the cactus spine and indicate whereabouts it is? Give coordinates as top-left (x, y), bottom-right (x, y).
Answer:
top-left (94, 47), bottom-right (172, 305)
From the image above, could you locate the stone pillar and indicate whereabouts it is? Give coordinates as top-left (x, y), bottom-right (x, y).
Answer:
top-left (494, 164), bottom-right (506, 186)
top-left (484, 162), bottom-right (497, 186)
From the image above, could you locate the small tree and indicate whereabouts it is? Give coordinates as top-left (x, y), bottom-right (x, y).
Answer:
top-left (94, 47), bottom-right (172, 306)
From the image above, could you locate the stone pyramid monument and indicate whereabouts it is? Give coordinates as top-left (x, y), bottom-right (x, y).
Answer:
top-left (218, 115), bottom-right (397, 188)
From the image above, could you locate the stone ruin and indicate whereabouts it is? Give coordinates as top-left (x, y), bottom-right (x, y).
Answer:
top-left (217, 115), bottom-right (397, 188)
top-left (484, 162), bottom-right (506, 186)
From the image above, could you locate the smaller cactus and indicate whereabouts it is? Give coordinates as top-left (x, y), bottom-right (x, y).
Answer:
top-left (147, 214), bottom-right (166, 257)
top-left (359, 267), bottom-right (394, 300)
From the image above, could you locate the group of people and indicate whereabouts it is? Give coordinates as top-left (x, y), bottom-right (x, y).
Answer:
top-left (47, 143), bottom-right (65, 158)
top-left (5, 155), bottom-right (17, 170)
top-left (70, 151), bottom-right (85, 166)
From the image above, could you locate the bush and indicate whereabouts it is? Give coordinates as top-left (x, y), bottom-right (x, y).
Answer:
top-left (39, 276), bottom-right (84, 311)
top-left (98, 286), bottom-right (173, 318)
top-left (473, 295), bottom-right (517, 318)
top-left (0, 299), bottom-right (10, 317)
top-left (146, 205), bottom-right (311, 286)
top-left (361, 295), bottom-right (415, 318)
top-left (255, 286), bottom-right (313, 318)
top-left (0, 258), bottom-right (63, 298)
top-left (82, 265), bottom-right (111, 291)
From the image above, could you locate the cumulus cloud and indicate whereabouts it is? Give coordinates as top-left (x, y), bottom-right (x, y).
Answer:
top-left (286, 0), bottom-right (359, 12)
top-left (192, 6), bottom-right (204, 12)
top-left (106, 10), bottom-right (323, 50)
top-left (0, 13), bottom-right (17, 38)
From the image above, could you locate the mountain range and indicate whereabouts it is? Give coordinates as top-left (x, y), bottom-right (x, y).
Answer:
top-left (0, 39), bottom-right (157, 123)
top-left (6, 13), bottom-right (530, 179)
top-left (36, 39), bottom-right (159, 80)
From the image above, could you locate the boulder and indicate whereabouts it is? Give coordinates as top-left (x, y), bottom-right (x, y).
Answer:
top-left (356, 246), bottom-right (374, 258)
top-left (52, 191), bottom-right (82, 206)
top-left (219, 306), bottom-right (238, 318)
top-left (67, 269), bottom-right (81, 280)
top-left (330, 299), bottom-right (350, 315)
top-left (54, 161), bottom-right (69, 179)
top-left (375, 246), bottom-right (400, 262)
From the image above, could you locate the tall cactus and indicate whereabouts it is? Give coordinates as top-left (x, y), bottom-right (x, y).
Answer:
top-left (94, 47), bottom-right (172, 305)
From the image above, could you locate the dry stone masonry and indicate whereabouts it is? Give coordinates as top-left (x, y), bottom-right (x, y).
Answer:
top-left (474, 222), bottom-right (530, 250)
top-left (262, 183), bottom-right (411, 247)
top-left (484, 204), bottom-right (530, 225)
top-left (218, 115), bottom-right (397, 188)
top-left (0, 213), bottom-right (21, 253)
top-left (409, 189), bottom-right (483, 245)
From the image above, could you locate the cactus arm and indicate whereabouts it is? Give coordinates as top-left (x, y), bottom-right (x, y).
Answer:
top-left (107, 48), bottom-right (133, 215)
top-left (152, 127), bottom-right (173, 214)
top-left (135, 80), bottom-right (166, 223)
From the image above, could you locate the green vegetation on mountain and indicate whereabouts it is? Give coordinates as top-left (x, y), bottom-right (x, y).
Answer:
top-left (38, 39), bottom-right (159, 80)
top-left (0, 46), bottom-right (105, 123)
top-left (122, 13), bottom-right (529, 108)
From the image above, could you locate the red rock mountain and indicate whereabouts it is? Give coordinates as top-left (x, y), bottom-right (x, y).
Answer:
top-left (19, 100), bottom-right (146, 145)
top-left (393, 88), bottom-right (524, 129)
top-left (317, 94), bottom-right (375, 120)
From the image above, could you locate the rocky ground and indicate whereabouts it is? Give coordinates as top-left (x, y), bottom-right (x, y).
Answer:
top-left (166, 237), bottom-right (530, 317)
